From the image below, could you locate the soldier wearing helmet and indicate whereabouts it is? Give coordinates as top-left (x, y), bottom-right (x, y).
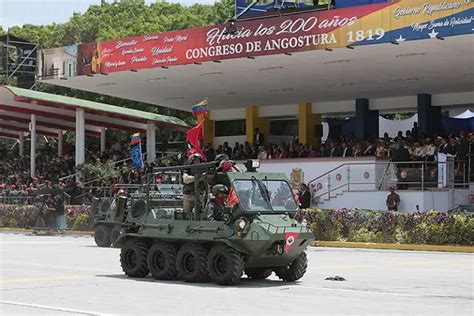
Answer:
top-left (208, 154), bottom-right (234, 188)
top-left (182, 153), bottom-right (204, 213)
top-left (206, 184), bottom-right (229, 221)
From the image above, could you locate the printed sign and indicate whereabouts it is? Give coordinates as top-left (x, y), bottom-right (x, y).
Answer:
top-left (71, 0), bottom-right (473, 74)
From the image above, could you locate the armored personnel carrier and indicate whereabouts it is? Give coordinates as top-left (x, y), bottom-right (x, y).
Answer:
top-left (92, 183), bottom-right (183, 247)
top-left (115, 161), bottom-right (313, 285)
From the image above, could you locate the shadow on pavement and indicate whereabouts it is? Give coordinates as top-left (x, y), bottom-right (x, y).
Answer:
top-left (96, 273), bottom-right (300, 289)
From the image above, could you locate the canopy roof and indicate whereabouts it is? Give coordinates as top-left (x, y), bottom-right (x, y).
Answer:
top-left (0, 85), bottom-right (188, 140)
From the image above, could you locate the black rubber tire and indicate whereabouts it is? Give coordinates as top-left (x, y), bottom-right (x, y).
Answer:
top-left (177, 243), bottom-right (208, 283)
top-left (110, 226), bottom-right (121, 245)
top-left (274, 252), bottom-right (308, 282)
top-left (208, 245), bottom-right (244, 285)
top-left (120, 240), bottom-right (149, 278)
top-left (94, 225), bottom-right (111, 247)
top-left (245, 267), bottom-right (272, 280)
top-left (147, 242), bottom-right (178, 280)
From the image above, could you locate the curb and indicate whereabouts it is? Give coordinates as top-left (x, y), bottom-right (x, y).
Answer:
top-left (0, 228), bottom-right (93, 236)
top-left (1, 228), bottom-right (472, 252)
top-left (313, 241), bottom-right (474, 253)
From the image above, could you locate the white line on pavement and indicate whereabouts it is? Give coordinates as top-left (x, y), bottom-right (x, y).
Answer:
top-left (297, 285), bottom-right (474, 300)
top-left (1, 241), bottom-right (92, 244)
top-left (0, 300), bottom-right (116, 316)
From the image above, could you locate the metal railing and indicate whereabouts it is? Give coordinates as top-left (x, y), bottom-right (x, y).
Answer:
top-left (58, 151), bottom-right (182, 183)
top-left (307, 159), bottom-right (468, 204)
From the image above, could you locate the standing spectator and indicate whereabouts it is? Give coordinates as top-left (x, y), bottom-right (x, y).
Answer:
top-left (386, 186), bottom-right (401, 211)
top-left (411, 122), bottom-right (419, 140)
top-left (298, 183), bottom-right (311, 209)
top-left (254, 128), bottom-right (265, 147)
top-left (204, 143), bottom-right (215, 162)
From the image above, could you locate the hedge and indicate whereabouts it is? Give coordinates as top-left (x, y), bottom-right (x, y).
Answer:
top-left (1, 204), bottom-right (473, 246)
top-left (0, 204), bottom-right (93, 230)
top-left (295, 209), bottom-right (474, 246)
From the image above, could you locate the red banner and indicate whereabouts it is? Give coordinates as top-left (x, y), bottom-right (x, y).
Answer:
top-left (84, 3), bottom-right (392, 74)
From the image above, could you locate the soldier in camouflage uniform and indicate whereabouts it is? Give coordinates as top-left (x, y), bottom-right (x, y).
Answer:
top-left (182, 153), bottom-right (204, 213)
top-left (206, 184), bottom-right (229, 221)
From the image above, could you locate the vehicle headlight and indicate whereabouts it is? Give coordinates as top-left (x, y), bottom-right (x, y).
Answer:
top-left (237, 218), bottom-right (248, 230)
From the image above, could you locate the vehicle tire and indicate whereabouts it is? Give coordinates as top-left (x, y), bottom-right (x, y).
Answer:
top-left (120, 240), bottom-right (149, 278)
top-left (94, 225), bottom-right (111, 247)
top-left (147, 242), bottom-right (178, 280)
top-left (110, 226), bottom-right (121, 245)
top-left (177, 243), bottom-right (208, 283)
top-left (208, 245), bottom-right (244, 285)
top-left (274, 252), bottom-right (307, 282)
top-left (245, 267), bottom-right (272, 280)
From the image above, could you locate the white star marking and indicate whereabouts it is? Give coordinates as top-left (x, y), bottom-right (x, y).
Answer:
top-left (395, 34), bottom-right (406, 42)
top-left (428, 29), bottom-right (439, 39)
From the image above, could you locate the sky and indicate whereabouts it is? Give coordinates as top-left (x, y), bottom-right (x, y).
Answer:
top-left (0, 0), bottom-right (217, 29)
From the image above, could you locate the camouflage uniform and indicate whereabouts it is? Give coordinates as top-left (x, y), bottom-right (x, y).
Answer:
top-left (206, 198), bottom-right (229, 221)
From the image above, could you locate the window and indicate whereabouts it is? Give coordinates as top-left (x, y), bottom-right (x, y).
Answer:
top-left (233, 179), bottom-right (298, 212)
top-left (270, 119), bottom-right (298, 136)
top-left (215, 120), bottom-right (246, 137)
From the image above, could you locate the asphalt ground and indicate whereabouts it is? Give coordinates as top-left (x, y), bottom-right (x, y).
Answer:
top-left (0, 233), bottom-right (472, 316)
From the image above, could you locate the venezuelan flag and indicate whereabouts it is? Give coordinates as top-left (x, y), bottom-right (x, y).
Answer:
top-left (130, 132), bottom-right (141, 145)
top-left (191, 98), bottom-right (208, 117)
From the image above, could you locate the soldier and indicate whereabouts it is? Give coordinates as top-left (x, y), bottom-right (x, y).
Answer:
top-left (386, 186), bottom-right (401, 211)
top-left (206, 184), bottom-right (229, 221)
top-left (182, 153), bottom-right (204, 213)
top-left (208, 154), bottom-right (233, 187)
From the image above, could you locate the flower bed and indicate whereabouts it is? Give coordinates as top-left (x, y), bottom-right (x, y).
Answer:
top-left (0, 204), bottom-right (36, 228)
top-left (65, 205), bottom-right (93, 230)
top-left (296, 209), bottom-right (474, 246)
top-left (0, 204), bottom-right (93, 230)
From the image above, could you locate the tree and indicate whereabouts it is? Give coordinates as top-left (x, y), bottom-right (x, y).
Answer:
top-left (8, 0), bottom-right (234, 48)
top-left (5, 0), bottom-right (236, 125)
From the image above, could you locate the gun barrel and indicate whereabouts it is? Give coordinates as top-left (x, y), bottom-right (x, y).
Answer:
top-left (152, 162), bottom-right (217, 174)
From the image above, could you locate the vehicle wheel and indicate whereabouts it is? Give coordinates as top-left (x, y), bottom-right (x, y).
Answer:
top-left (208, 245), bottom-right (244, 285)
top-left (274, 252), bottom-right (307, 282)
top-left (177, 243), bottom-right (208, 283)
top-left (120, 240), bottom-right (149, 278)
top-left (245, 267), bottom-right (272, 280)
top-left (94, 225), bottom-right (111, 247)
top-left (147, 242), bottom-right (178, 280)
top-left (110, 226), bottom-right (121, 245)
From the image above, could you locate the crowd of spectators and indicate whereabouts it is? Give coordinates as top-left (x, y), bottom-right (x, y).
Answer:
top-left (0, 139), bottom-right (186, 204)
top-left (204, 126), bottom-right (473, 166)
top-left (1, 124), bottom-right (472, 204)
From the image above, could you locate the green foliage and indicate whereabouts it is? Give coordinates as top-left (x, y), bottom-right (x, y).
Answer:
top-left (8, 0), bottom-right (234, 48)
top-left (75, 160), bottom-right (120, 183)
top-left (66, 204), bottom-right (93, 230)
top-left (5, 0), bottom-right (234, 123)
top-left (297, 209), bottom-right (474, 246)
top-left (72, 213), bottom-right (93, 230)
top-left (381, 113), bottom-right (416, 121)
top-left (0, 205), bottom-right (37, 228)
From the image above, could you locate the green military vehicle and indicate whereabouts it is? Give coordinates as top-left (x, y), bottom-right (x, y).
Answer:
top-left (92, 196), bottom-right (127, 247)
top-left (115, 162), bottom-right (314, 285)
top-left (92, 183), bottom-right (183, 247)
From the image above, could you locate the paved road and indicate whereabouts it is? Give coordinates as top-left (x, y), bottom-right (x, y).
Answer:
top-left (0, 233), bottom-right (472, 315)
